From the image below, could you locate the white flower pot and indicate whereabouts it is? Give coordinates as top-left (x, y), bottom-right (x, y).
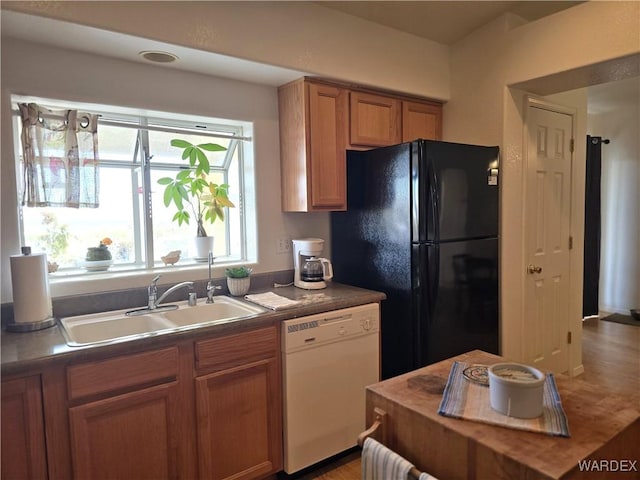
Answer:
top-left (194, 236), bottom-right (214, 262)
top-left (227, 276), bottom-right (250, 296)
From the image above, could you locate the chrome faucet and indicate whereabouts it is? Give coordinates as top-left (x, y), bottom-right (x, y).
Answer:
top-left (154, 279), bottom-right (197, 309)
top-left (126, 275), bottom-right (196, 316)
top-left (206, 252), bottom-right (221, 303)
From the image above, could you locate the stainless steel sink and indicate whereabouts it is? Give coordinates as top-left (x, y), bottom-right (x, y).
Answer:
top-left (162, 296), bottom-right (265, 328)
top-left (59, 296), bottom-right (266, 346)
top-left (59, 311), bottom-right (176, 346)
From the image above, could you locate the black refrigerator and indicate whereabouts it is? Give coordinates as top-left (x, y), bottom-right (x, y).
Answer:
top-left (331, 140), bottom-right (500, 379)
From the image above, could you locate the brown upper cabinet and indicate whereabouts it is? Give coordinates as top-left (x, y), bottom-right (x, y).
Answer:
top-left (278, 79), bottom-right (348, 212)
top-left (402, 100), bottom-right (443, 143)
top-left (349, 91), bottom-right (401, 147)
top-left (278, 77), bottom-right (442, 212)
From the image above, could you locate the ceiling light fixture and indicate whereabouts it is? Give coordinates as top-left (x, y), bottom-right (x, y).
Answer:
top-left (139, 50), bottom-right (179, 64)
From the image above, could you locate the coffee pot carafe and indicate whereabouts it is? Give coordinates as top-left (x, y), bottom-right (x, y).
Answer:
top-left (292, 238), bottom-right (333, 289)
top-left (301, 257), bottom-right (333, 283)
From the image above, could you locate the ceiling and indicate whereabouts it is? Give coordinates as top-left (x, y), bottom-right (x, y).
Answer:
top-left (315, 1), bottom-right (584, 45)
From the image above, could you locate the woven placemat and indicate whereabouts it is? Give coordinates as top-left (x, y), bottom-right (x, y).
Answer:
top-left (438, 361), bottom-right (570, 437)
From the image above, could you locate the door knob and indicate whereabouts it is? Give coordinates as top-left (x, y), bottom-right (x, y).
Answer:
top-left (527, 264), bottom-right (542, 274)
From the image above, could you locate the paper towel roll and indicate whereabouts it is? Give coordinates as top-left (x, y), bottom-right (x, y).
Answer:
top-left (10, 253), bottom-right (53, 324)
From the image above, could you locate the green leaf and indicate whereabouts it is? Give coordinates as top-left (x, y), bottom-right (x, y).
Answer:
top-left (194, 178), bottom-right (208, 189)
top-left (176, 184), bottom-right (188, 201)
top-left (198, 143), bottom-right (227, 152)
top-left (176, 169), bottom-right (191, 181)
top-left (226, 266), bottom-right (251, 278)
top-left (171, 139), bottom-right (193, 149)
top-left (173, 186), bottom-right (187, 210)
top-left (195, 148), bottom-right (210, 174)
top-left (157, 177), bottom-right (173, 185)
top-left (163, 184), bottom-right (174, 207)
top-left (173, 210), bottom-right (190, 226)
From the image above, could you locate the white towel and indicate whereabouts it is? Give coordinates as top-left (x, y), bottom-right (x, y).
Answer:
top-left (361, 437), bottom-right (414, 480)
top-left (419, 472), bottom-right (438, 480)
top-left (243, 292), bottom-right (302, 310)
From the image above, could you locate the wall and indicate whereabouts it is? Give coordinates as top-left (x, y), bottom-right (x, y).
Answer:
top-left (0, 38), bottom-right (329, 301)
top-left (444, 1), bottom-right (639, 374)
top-left (588, 78), bottom-right (640, 314)
top-left (1, 1), bottom-right (451, 101)
top-left (0, 1), bottom-right (452, 303)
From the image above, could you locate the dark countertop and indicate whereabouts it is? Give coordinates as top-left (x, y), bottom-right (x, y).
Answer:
top-left (1, 283), bottom-right (385, 377)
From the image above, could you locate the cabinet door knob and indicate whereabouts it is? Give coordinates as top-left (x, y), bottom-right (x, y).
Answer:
top-left (527, 264), bottom-right (543, 274)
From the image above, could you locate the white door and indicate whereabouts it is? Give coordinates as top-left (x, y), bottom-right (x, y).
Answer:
top-left (524, 102), bottom-right (574, 373)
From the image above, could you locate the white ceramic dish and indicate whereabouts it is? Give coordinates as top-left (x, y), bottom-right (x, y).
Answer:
top-left (488, 362), bottom-right (545, 418)
top-left (83, 259), bottom-right (113, 271)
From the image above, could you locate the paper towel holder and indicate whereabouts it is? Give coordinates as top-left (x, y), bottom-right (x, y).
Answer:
top-left (6, 316), bottom-right (56, 332)
top-left (6, 247), bottom-right (57, 332)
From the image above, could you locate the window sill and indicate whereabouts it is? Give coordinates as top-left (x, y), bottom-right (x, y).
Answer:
top-left (48, 261), bottom-right (246, 298)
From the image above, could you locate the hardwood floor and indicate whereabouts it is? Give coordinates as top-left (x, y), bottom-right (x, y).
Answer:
top-left (580, 315), bottom-right (640, 401)
top-left (296, 317), bottom-right (640, 479)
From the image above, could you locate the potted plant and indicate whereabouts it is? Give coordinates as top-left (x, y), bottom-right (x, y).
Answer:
top-left (84, 237), bottom-right (113, 271)
top-left (225, 266), bottom-right (252, 296)
top-left (158, 139), bottom-right (235, 260)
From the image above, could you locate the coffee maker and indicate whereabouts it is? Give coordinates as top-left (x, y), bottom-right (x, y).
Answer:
top-left (292, 238), bottom-right (333, 289)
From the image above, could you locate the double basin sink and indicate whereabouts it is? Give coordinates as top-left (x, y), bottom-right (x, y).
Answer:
top-left (59, 296), bottom-right (266, 347)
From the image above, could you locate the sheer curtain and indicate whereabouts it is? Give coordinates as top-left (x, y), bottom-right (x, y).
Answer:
top-left (18, 103), bottom-right (99, 208)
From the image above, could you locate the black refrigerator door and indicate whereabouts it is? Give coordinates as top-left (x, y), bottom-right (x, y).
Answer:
top-left (417, 140), bottom-right (499, 243)
top-left (332, 143), bottom-right (416, 379)
top-left (415, 237), bottom-right (499, 366)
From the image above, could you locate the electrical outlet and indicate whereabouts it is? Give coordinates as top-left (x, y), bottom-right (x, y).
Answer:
top-left (276, 237), bottom-right (291, 255)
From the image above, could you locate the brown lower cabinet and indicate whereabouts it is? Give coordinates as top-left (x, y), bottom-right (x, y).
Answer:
top-left (2, 323), bottom-right (282, 480)
top-left (69, 383), bottom-right (182, 480)
top-left (1, 375), bottom-right (48, 480)
top-left (196, 358), bottom-right (281, 480)
top-left (195, 325), bottom-right (283, 480)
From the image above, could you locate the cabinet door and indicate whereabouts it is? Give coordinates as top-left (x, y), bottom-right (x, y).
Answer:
top-left (402, 101), bottom-right (442, 142)
top-left (308, 82), bottom-right (348, 210)
top-left (350, 91), bottom-right (401, 147)
top-left (196, 358), bottom-right (282, 480)
top-left (1, 376), bottom-right (48, 480)
top-left (69, 383), bottom-right (180, 480)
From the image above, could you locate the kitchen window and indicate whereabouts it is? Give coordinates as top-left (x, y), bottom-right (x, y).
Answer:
top-left (13, 97), bottom-right (254, 275)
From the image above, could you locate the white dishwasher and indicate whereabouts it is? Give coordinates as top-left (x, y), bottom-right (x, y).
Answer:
top-left (281, 303), bottom-right (380, 474)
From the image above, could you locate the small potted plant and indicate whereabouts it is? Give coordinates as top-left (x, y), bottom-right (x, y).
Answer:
top-left (225, 266), bottom-right (252, 296)
top-left (85, 237), bottom-right (113, 271)
top-left (158, 139), bottom-right (235, 260)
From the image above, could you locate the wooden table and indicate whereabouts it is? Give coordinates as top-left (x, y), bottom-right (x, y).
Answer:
top-left (365, 350), bottom-right (640, 479)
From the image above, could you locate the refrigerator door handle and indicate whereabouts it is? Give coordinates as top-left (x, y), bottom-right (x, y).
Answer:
top-left (427, 160), bottom-right (440, 242)
top-left (428, 244), bottom-right (440, 322)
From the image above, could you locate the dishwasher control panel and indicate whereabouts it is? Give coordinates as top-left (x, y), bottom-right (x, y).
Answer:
top-left (281, 303), bottom-right (379, 352)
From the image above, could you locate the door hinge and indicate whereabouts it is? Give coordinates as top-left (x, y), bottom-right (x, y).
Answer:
top-left (567, 331), bottom-right (572, 344)
top-left (569, 236), bottom-right (573, 249)
top-left (570, 139), bottom-right (575, 153)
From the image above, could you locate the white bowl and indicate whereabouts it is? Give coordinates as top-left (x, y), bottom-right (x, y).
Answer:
top-left (83, 259), bottom-right (113, 272)
top-left (488, 362), bottom-right (545, 418)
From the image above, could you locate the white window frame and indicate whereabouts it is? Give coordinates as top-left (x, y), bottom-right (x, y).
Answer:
top-left (12, 96), bottom-right (255, 280)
